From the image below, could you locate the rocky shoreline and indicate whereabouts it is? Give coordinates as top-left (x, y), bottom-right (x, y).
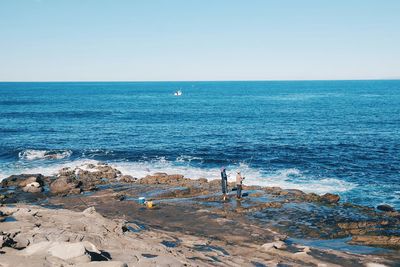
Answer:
top-left (1, 163), bottom-right (400, 266)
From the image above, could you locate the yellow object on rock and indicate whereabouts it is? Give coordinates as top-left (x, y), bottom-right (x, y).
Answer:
top-left (146, 201), bottom-right (153, 208)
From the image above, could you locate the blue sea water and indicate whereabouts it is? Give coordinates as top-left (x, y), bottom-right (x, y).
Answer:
top-left (0, 81), bottom-right (399, 209)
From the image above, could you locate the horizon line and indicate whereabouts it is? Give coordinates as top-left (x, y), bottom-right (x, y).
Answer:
top-left (1, 78), bottom-right (400, 83)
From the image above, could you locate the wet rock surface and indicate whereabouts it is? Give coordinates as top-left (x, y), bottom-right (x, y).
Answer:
top-left (1, 174), bottom-right (46, 188)
top-left (377, 204), bottom-right (396, 212)
top-left (1, 164), bottom-right (400, 266)
top-left (50, 175), bottom-right (82, 195)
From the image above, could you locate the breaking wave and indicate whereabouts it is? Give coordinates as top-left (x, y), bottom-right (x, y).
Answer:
top-left (18, 149), bottom-right (72, 160)
top-left (249, 168), bottom-right (356, 194)
top-left (0, 156), bottom-right (356, 195)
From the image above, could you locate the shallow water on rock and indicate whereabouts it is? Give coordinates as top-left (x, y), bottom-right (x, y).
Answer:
top-left (288, 237), bottom-right (391, 255)
top-left (2, 216), bottom-right (17, 222)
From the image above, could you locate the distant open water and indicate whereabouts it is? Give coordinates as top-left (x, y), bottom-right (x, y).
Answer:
top-left (0, 81), bottom-right (399, 208)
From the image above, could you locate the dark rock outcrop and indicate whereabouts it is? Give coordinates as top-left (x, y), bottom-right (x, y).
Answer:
top-left (140, 173), bottom-right (189, 186)
top-left (119, 175), bottom-right (137, 183)
top-left (320, 193), bottom-right (340, 204)
top-left (56, 163), bottom-right (123, 192)
top-left (50, 176), bottom-right (81, 196)
top-left (350, 235), bottom-right (400, 248)
top-left (377, 204), bottom-right (395, 212)
top-left (1, 174), bottom-right (45, 188)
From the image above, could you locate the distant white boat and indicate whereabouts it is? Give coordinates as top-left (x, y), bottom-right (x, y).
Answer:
top-left (174, 90), bottom-right (182, 96)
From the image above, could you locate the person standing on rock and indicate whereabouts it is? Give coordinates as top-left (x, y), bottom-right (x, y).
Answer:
top-left (220, 167), bottom-right (228, 201)
top-left (236, 170), bottom-right (244, 199)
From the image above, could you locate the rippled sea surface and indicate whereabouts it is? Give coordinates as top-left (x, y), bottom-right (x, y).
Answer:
top-left (0, 81), bottom-right (399, 208)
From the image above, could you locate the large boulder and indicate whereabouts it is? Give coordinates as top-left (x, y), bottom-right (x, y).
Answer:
top-left (139, 173), bottom-right (186, 186)
top-left (304, 193), bottom-right (321, 202)
top-left (75, 163), bottom-right (121, 180)
top-left (58, 163), bottom-right (122, 191)
top-left (22, 182), bottom-right (43, 193)
top-left (50, 176), bottom-right (81, 196)
top-left (23, 241), bottom-right (105, 263)
top-left (1, 174), bottom-right (45, 188)
top-left (58, 167), bottom-right (76, 177)
top-left (119, 175), bottom-right (137, 183)
top-left (377, 204), bottom-right (395, 212)
top-left (47, 242), bottom-right (88, 260)
top-left (320, 193), bottom-right (340, 204)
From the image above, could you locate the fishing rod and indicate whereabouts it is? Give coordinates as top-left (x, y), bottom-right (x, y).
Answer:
top-left (247, 155), bottom-right (254, 168)
top-left (243, 155), bottom-right (254, 178)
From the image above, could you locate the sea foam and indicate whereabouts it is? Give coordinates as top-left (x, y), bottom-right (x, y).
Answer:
top-left (18, 149), bottom-right (72, 160)
top-left (0, 157), bottom-right (356, 195)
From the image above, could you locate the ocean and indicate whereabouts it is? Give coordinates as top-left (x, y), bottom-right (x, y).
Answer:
top-left (0, 80), bottom-right (399, 208)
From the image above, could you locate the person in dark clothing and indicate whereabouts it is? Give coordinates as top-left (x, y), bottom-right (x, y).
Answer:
top-left (220, 167), bottom-right (228, 200)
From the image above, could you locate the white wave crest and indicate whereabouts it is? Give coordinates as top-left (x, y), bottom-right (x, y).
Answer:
top-left (0, 159), bottom-right (100, 181)
top-left (247, 168), bottom-right (356, 194)
top-left (175, 155), bottom-right (203, 163)
top-left (1, 156), bottom-right (357, 195)
top-left (18, 149), bottom-right (72, 160)
top-left (113, 160), bottom-right (355, 195)
top-left (112, 160), bottom-right (220, 180)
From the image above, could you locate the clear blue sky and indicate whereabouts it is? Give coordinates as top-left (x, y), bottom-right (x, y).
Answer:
top-left (0, 0), bottom-right (399, 81)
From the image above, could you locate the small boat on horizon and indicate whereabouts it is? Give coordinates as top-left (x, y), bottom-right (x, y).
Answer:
top-left (174, 90), bottom-right (182, 96)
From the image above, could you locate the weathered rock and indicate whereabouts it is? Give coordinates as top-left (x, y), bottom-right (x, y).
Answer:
top-left (196, 177), bottom-right (208, 184)
top-left (249, 192), bottom-right (263, 197)
top-left (12, 234), bottom-right (30, 249)
top-left (28, 181), bottom-right (40, 188)
top-left (304, 193), bottom-right (321, 202)
top-left (58, 167), bottom-right (76, 177)
top-left (0, 194), bottom-right (7, 201)
top-left (22, 241), bottom-right (100, 263)
top-left (114, 193), bottom-right (126, 201)
top-left (261, 241), bottom-right (286, 250)
top-left (350, 235), bottom-right (400, 248)
top-left (386, 211), bottom-right (400, 219)
top-left (22, 182), bottom-right (43, 193)
top-left (320, 193), bottom-right (340, 204)
top-left (70, 188), bottom-right (83, 194)
top-left (1, 174), bottom-right (45, 188)
top-left (75, 164), bottom-right (121, 180)
top-left (48, 242), bottom-right (88, 260)
top-left (208, 179), bottom-right (222, 187)
top-left (264, 186), bottom-right (283, 192)
top-left (287, 189), bottom-right (306, 196)
top-left (152, 172), bottom-right (168, 177)
top-left (19, 177), bottom-right (40, 187)
top-left (243, 185), bottom-right (263, 191)
top-left (377, 204), bottom-right (395, 212)
top-left (75, 262), bottom-right (128, 267)
top-left (74, 164), bottom-right (121, 191)
top-left (0, 232), bottom-right (15, 248)
top-left (76, 261), bottom-right (128, 267)
top-left (58, 163), bottom-right (122, 190)
top-left (140, 173), bottom-right (187, 186)
top-left (236, 202), bottom-right (283, 213)
top-left (336, 220), bottom-right (396, 236)
top-left (338, 220), bottom-right (390, 230)
top-left (156, 187), bottom-right (207, 198)
top-left (119, 175), bottom-right (137, 183)
top-left (207, 179), bottom-right (234, 189)
top-left (50, 176), bottom-right (81, 195)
